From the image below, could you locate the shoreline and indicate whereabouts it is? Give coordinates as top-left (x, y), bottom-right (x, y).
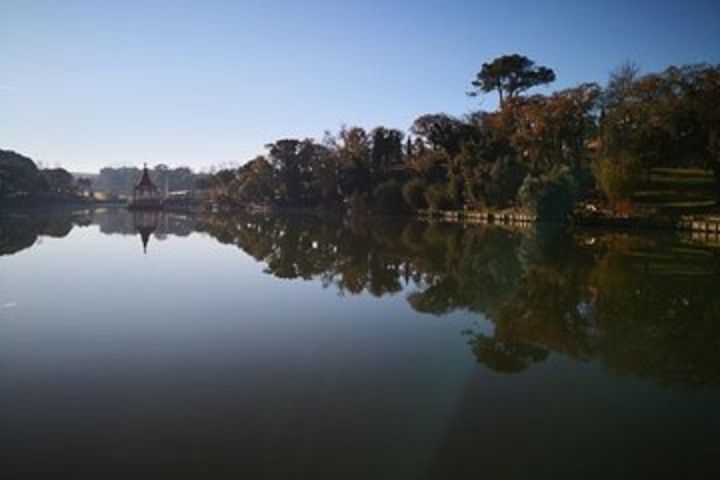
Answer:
top-left (416, 207), bottom-right (720, 233)
top-left (4, 201), bottom-right (720, 238)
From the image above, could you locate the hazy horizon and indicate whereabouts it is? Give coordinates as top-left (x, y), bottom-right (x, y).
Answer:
top-left (2, 0), bottom-right (719, 173)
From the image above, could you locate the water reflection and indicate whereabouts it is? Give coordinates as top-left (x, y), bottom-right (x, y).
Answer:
top-left (0, 208), bottom-right (196, 256)
top-left (195, 215), bottom-right (720, 387)
top-left (2, 209), bottom-right (720, 478)
top-left (5, 209), bottom-right (716, 387)
top-left (0, 210), bottom-right (90, 256)
top-left (132, 210), bottom-right (161, 253)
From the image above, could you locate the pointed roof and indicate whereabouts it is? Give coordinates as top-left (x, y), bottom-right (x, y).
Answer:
top-left (137, 163), bottom-right (157, 189)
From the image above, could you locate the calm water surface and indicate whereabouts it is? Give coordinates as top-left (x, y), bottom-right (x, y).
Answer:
top-left (1, 209), bottom-right (719, 479)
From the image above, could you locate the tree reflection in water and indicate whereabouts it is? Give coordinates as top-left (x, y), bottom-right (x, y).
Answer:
top-left (197, 214), bottom-right (720, 387)
top-left (132, 210), bottom-right (161, 254)
top-left (3, 209), bottom-right (719, 387)
top-left (0, 210), bottom-right (92, 256)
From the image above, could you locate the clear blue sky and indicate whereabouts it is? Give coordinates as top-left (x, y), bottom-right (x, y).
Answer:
top-left (1, 0), bottom-right (719, 172)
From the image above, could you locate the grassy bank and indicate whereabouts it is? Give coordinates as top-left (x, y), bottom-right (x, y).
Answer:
top-left (634, 168), bottom-right (718, 215)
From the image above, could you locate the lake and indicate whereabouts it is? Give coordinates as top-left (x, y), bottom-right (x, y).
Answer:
top-left (1, 209), bottom-right (719, 479)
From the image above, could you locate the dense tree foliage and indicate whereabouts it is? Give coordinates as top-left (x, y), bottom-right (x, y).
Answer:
top-left (200, 54), bottom-right (718, 220)
top-left (0, 149), bottom-right (87, 207)
top-left (598, 63), bottom-right (720, 205)
top-left (6, 54), bottom-right (714, 217)
top-left (469, 54), bottom-right (556, 106)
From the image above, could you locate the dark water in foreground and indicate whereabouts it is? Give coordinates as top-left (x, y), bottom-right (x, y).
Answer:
top-left (1, 209), bottom-right (720, 479)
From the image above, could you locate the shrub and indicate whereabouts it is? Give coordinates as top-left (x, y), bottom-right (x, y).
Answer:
top-left (348, 191), bottom-right (369, 212)
top-left (402, 178), bottom-right (428, 210)
top-left (372, 179), bottom-right (405, 212)
top-left (593, 151), bottom-right (642, 206)
top-left (518, 166), bottom-right (577, 222)
top-left (485, 156), bottom-right (526, 207)
top-left (424, 183), bottom-right (455, 211)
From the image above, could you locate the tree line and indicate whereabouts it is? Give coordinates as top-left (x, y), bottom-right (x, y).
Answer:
top-left (94, 165), bottom-right (199, 196)
top-left (0, 150), bottom-right (207, 207)
top-left (0, 149), bottom-right (91, 207)
top-left (202, 54), bottom-right (720, 220)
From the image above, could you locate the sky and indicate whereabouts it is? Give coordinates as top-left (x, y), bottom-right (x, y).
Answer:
top-left (1, 0), bottom-right (719, 173)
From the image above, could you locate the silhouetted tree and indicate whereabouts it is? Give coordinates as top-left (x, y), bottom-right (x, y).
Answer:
top-left (470, 54), bottom-right (556, 107)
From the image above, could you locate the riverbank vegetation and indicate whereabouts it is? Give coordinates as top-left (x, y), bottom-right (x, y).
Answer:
top-left (0, 151), bottom-right (206, 208)
top-left (3, 54), bottom-right (718, 223)
top-left (0, 149), bottom-right (93, 208)
top-left (201, 55), bottom-right (720, 222)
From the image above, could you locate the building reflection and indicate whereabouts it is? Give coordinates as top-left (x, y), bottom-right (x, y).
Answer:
top-left (3, 209), bottom-right (720, 387)
top-left (132, 210), bottom-right (162, 254)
